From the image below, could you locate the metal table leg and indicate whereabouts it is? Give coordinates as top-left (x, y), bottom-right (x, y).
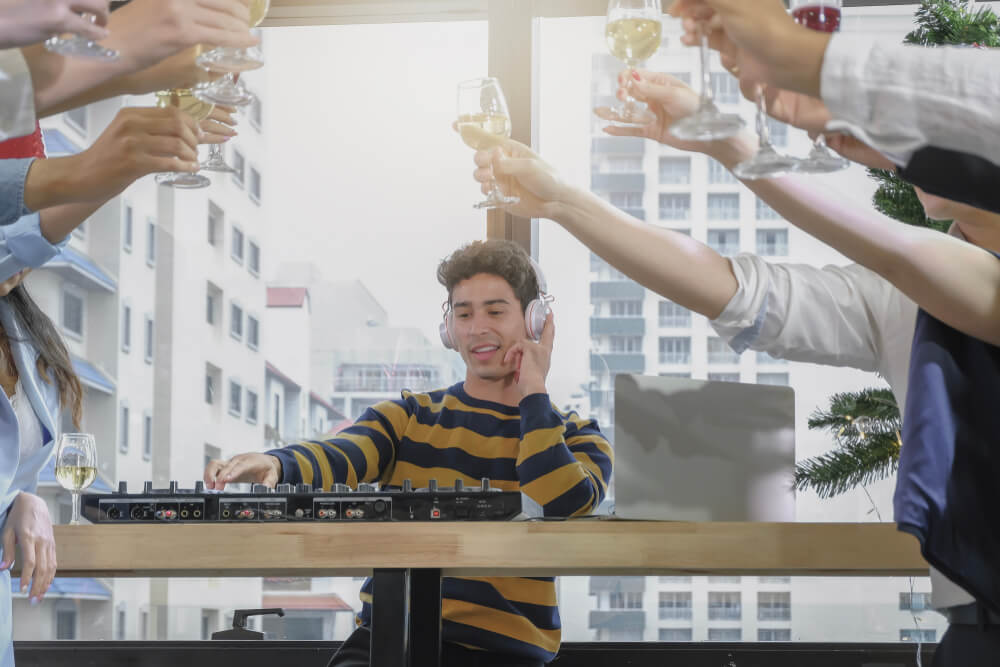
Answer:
top-left (408, 569), bottom-right (442, 667)
top-left (371, 568), bottom-right (409, 667)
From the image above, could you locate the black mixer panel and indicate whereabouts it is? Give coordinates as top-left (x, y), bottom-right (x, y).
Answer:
top-left (82, 479), bottom-right (522, 523)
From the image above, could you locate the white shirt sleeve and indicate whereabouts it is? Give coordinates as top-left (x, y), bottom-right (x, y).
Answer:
top-left (710, 254), bottom-right (894, 372)
top-left (820, 34), bottom-right (1000, 168)
top-left (0, 49), bottom-right (36, 142)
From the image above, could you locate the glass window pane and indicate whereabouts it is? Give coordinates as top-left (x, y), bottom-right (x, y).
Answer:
top-left (707, 193), bottom-right (740, 220)
top-left (756, 229), bottom-right (789, 256)
top-left (658, 193), bottom-right (690, 220)
top-left (659, 157), bottom-right (690, 185)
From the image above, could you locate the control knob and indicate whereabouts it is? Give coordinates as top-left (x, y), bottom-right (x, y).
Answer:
top-left (427, 479), bottom-right (438, 493)
top-left (143, 481), bottom-right (153, 494)
top-left (252, 483), bottom-right (270, 494)
top-left (194, 481), bottom-right (205, 493)
top-left (118, 481), bottom-right (128, 494)
top-left (402, 479), bottom-right (413, 493)
top-left (276, 483), bottom-right (294, 494)
top-left (295, 483), bottom-right (313, 494)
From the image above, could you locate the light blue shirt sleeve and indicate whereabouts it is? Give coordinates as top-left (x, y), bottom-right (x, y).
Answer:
top-left (0, 157), bottom-right (37, 226)
top-left (0, 210), bottom-right (67, 283)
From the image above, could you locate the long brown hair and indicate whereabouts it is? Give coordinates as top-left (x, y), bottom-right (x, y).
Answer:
top-left (1, 284), bottom-right (83, 429)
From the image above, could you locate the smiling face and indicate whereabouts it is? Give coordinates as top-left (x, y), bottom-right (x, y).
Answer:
top-left (450, 273), bottom-right (527, 382)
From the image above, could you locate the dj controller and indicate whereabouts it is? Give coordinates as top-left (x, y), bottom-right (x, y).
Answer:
top-left (82, 479), bottom-right (522, 523)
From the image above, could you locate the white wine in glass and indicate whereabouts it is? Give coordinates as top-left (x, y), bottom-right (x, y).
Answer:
top-left (456, 78), bottom-right (519, 210)
top-left (56, 433), bottom-right (97, 526)
top-left (198, 0), bottom-right (270, 73)
top-left (600, 0), bottom-right (662, 126)
top-left (155, 89), bottom-right (215, 189)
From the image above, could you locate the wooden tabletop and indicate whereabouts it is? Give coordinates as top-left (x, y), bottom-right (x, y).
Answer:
top-left (50, 521), bottom-right (927, 578)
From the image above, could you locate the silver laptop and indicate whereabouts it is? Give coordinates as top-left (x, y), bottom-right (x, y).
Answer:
top-left (612, 374), bottom-right (795, 521)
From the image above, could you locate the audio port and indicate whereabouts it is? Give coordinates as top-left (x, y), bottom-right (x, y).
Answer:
top-left (354, 509), bottom-right (365, 519)
top-left (107, 507), bottom-right (121, 520)
top-left (430, 508), bottom-right (441, 519)
top-left (180, 510), bottom-right (189, 518)
top-left (222, 509), bottom-right (231, 518)
top-left (373, 500), bottom-right (386, 514)
top-left (193, 510), bottom-right (202, 518)
top-left (345, 509), bottom-right (354, 519)
top-left (131, 506), bottom-right (144, 520)
top-left (318, 509), bottom-right (328, 518)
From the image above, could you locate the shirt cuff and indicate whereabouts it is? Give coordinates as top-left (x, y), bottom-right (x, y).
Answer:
top-left (709, 255), bottom-right (769, 353)
top-left (0, 158), bottom-right (36, 226)
top-left (0, 49), bottom-right (37, 142)
top-left (0, 212), bottom-right (61, 281)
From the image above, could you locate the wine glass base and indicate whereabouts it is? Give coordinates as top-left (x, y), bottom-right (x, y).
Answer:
top-left (44, 36), bottom-right (119, 61)
top-left (194, 83), bottom-right (254, 107)
top-left (200, 158), bottom-right (238, 174)
top-left (732, 151), bottom-right (801, 180)
top-left (796, 153), bottom-right (851, 174)
top-left (474, 194), bottom-right (520, 210)
top-left (156, 172), bottom-right (212, 189)
top-left (670, 108), bottom-right (745, 142)
top-left (599, 105), bottom-right (656, 127)
top-left (196, 48), bottom-right (264, 73)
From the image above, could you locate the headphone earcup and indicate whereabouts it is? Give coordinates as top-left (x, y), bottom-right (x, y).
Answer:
top-left (524, 299), bottom-right (550, 342)
top-left (440, 313), bottom-right (456, 350)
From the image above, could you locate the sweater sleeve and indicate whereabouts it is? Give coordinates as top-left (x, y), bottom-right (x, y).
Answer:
top-left (515, 393), bottom-right (614, 518)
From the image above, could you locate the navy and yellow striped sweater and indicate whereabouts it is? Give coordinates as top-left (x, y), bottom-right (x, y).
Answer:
top-left (267, 382), bottom-right (613, 663)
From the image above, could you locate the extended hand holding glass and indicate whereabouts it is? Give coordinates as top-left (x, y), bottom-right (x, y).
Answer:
top-left (601, 0), bottom-right (662, 126)
top-left (669, 23), bottom-right (745, 141)
top-left (457, 78), bottom-right (519, 210)
top-left (56, 433), bottom-right (97, 526)
top-left (155, 90), bottom-right (215, 189)
top-left (45, 12), bottom-right (118, 61)
top-left (789, 0), bottom-right (849, 174)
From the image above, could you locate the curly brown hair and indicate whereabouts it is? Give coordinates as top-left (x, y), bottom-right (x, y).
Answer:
top-left (437, 240), bottom-right (539, 311)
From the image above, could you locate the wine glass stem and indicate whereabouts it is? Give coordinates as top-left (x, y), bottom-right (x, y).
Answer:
top-left (71, 491), bottom-right (81, 525)
top-left (209, 142), bottom-right (223, 160)
top-left (487, 178), bottom-right (503, 201)
top-left (755, 87), bottom-right (772, 149)
top-left (699, 31), bottom-right (713, 106)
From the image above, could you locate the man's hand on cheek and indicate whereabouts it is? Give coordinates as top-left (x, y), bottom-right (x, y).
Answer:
top-left (503, 313), bottom-right (554, 400)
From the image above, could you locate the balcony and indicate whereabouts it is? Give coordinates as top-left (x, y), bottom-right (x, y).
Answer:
top-left (591, 172), bottom-right (645, 192)
top-left (590, 280), bottom-right (645, 300)
top-left (616, 206), bottom-right (645, 221)
top-left (591, 353), bottom-right (645, 374)
top-left (589, 576), bottom-right (646, 594)
top-left (589, 609), bottom-right (645, 632)
top-left (590, 317), bottom-right (645, 336)
top-left (592, 136), bottom-right (646, 155)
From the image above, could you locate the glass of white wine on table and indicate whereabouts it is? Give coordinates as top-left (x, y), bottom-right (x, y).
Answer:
top-left (456, 77), bottom-right (519, 210)
top-left (56, 433), bottom-right (97, 526)
top-left (601, 0), bottom-right (663, 126)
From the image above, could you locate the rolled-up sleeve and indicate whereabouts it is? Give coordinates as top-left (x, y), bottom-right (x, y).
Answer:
top-left (0, 157), bottom-right (37, 225)
top-left (0, 49), bottom-right (36, 142)
top-left (710, 253), bottom-right (890, 372)
top-left (0, 211), bottom-right (66, 282)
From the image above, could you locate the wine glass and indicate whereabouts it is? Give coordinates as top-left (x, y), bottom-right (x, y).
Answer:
top-left (55, 433), bottom-right (97, 526)
top-left (44, 13), bottom-right (119, 61)
top-left (669, 23), bottom-right (745, 141)
top-left (197, 0), bottom-right (269, 73)
top-left (201, 143), bottom-right (237, 174)
top-left (732, 85), bottom-right (800, 179)
top-left (155, 89), bottom-right (215, 189)
top-left (790, 0), bottom-right (850, 174)
top-left (600, 0), bottom-right (662, 126)
top-left (195, 73), bottom-right (254, 107)
top-left (456, 78), bottom-right (519, 210)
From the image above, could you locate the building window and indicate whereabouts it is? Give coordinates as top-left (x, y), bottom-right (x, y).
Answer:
top-left (246, 390), bottom-right (259, 424)
top-left (708, 372), bottom-right (740, 383)
top-left (899, 592), bottom-right (933, 611)
top-left (123, 205), bottom-right (133, 251)
top-left (658, 592), bottom-right (692, 620)
top-left (757, 229), bottom-right (789, 256)
top-left (658, 301), bottom-right (690, 328)
top-left (206, 282), bottom-right (222, 327)
top-left (659, 628), bottom-right (692, 641)
top-left (608, 300), bottom-right (642, 317)
top-left (659, 157), bottom-right (690, 185)
top-left (231, 149), bottom-right (245, 186)
top-left (61, 285), bottom-right (85, 339)
top-left (231, 226), bottom-right (244, 264)
top-left (767, 118), bottom-right (788, 147)
top-left (708, 337), bottom-right (740, 364)
top-left (708, 628), bottom-right (741, 641)
top-left (121, 304), bottom-right (131, 353)
top-left (708, 576), bottom-right (741, 583)
top-left (900, 629), bottom-right (936, 642)
top-left (658, 576), bottom-right (691, 584)
top-left (146, 219), bottom-right (156, 266)
top-left (119, 403), bottom-right (129, 453)
top-left (206, 292), bottom-right (215, 325)
top-left (609, 335), bottom-right (642, 353)
top-left (247, 315), bottom-right (260, 350)
top-left (756, 351), bottom-right (787, 365)
top-left (707, 229), bottom-right (740, 256)
top-left (758, 592), bottom-right (791, 621)
top-left (208, 201), bottom-right (223, 246)
top-left (710, 72), bottom-right (740, 104)
top-left (249, 167), bottom-right (261, 203)
top-left (249, 94), bottom-right (262, 130)
top-left (116, 605), bottom-right (126, 641)
top-left (248, 241), bottom-right (260, 276)
top-left (659, 337), bottom-right (691, 364)
top-left (707, 158), bottom-right (736, 184)
top-left (759, 629), bottom-right (791, 641)
top-left (608, 592), bottom-right (643, 609)
top-left (707, 193), bottom-right (740, 220)
top-left (142, 413), bottom-right (152, 461)
top-left (659, 193), bottom-right (690, 220)
top-left (205, 373), bottom-right (214, 405)
top-left (606, 156), bottom-right (642, 173)
top-left (229, 380), bottom-right (242, 417)
top-left (66, 106), bottom-right (88, 135)
top-left (759, 576), bottom-right (791, 583)
top-left (609, 192), bottom-right (643, 209)
top-left (756, 197), bottom-right (781, 220)
top-left (55, 605), bottom-right (77, 639)
top-left (757, 372), bottom-right (790, 386)
top-left (230, 303), bottom-right (243, 340)
top-left (708, 592), bottom-right (741, 620)
top-left (144, 316), bottom-right (154, 363)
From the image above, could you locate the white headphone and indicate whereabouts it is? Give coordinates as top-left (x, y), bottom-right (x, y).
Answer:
top-left (439, 257), bottom-right (553, 350)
